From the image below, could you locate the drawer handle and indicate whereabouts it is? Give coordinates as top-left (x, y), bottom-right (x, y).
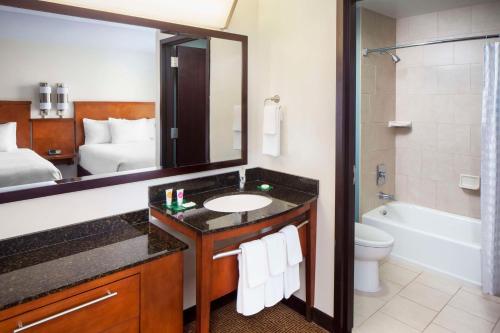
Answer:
top-left (13, 291), bottom-right (118, 333)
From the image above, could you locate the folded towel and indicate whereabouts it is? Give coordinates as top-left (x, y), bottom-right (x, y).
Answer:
top-left (262, 105), bottom-right (282, 157)
top-left (283, 263), bottom-right (300, 299)
top-left (236, 240), bottom-right (269, 316)
top-left (262, 233), bottom-right (287, 307)
top-left (233, 105), bottom-right (242, 131)
top-left (263, 105), bottom-right (280, 134)
top-left (280, 225), bottom-right (303, 266)
top-left (262, 233), bottom-right (287, 275)
top-left (265, 274), bottom-right (284, 307)
top-left (280, 225), bottom-right (303, 299)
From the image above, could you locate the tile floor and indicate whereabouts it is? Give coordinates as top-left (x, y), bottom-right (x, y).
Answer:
top-left (353, 258), bottom-right (500, 333)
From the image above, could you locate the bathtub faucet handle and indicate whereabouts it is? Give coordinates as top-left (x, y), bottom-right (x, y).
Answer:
top-left (378, 191), bottom-right (395, 201)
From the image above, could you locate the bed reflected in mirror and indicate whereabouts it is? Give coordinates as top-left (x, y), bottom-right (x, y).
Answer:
top-left (0, 5), bottom-right (245, 193)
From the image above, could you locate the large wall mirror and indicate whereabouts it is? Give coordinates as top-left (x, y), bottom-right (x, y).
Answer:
top-left (0, 2), bottom-right (247, 203)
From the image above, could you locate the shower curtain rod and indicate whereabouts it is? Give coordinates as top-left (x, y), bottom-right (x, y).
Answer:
top-left (363, 33), bottom-right (500, 55)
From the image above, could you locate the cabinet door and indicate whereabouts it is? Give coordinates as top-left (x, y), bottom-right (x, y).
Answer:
top-left (0, 275), bottom-right (139, 333)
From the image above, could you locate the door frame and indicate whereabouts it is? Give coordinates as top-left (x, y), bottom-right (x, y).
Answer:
top-left (334, 0), bottom-right (357, 332)
top-left (160, 36), bottom-right (211, 167)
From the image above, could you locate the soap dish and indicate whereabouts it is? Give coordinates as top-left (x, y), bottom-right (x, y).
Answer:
top-left (459, 174), bottom-right (480, 190)
top-left (257, 184), bottom-right (273, 191)
top-left (163, 201), bottom-right (197, 212)
top-left (388, 120), bottom-right (412, 128)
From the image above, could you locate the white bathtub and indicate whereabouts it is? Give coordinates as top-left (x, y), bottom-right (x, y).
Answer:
top-left (362, 202), bottom-right (482, 285)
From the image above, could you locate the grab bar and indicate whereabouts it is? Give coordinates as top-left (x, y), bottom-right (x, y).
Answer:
top-left (212, 221), bottom-right (309, 260)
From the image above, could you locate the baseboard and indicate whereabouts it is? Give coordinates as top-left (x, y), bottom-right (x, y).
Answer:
top-left (183, 291), bottom-right (237, 324)
top-left (183, 293), bottom-right (334, 332)
top-left (281, 296), bottom-right (334, 332)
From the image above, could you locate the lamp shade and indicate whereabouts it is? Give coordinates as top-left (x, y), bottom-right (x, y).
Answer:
top-left (39, 82), bottom-right (51, 111)
top-left (41, 0), bottom-right (238, 29)
top-left (56, 83), bottom-right (69, 112)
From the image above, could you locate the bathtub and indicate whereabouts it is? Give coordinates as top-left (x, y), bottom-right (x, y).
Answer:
top-left (362, 202), bottom-right (482, 285)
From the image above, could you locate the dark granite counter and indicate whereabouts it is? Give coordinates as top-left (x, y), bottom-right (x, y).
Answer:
top-left (0, 210), bottom-right (187, 312)
top-left (149, 168), bottom-right (319, 234)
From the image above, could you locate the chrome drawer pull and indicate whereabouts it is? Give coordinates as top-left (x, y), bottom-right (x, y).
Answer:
top-left (13, 291), bottom-right (118, 333)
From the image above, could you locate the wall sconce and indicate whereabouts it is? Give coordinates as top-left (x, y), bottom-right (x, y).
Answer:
top-left (56, 83), bottom-right (69, 118)
top-left (39, 82), bottom-right (51, 118)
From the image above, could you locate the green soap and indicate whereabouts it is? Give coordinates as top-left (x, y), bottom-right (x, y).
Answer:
top-left (257, 184), bottom-right (273, 191)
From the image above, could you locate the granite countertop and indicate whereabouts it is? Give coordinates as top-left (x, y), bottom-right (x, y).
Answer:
top-left (0, 210), bottom-right (188, 312)
top-left (149, 168), bottom-right (319, 235)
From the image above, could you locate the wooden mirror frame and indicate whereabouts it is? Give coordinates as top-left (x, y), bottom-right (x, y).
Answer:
top-left (0, 0), bottom-right (248, 204)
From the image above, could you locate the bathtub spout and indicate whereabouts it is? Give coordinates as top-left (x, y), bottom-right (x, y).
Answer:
top-left (378, 192), bottom-right (395, 201)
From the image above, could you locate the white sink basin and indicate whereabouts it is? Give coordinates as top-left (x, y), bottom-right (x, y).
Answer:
top-left (204, 194), bottom-right (272, 213)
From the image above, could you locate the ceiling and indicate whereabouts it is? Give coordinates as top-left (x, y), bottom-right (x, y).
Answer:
top-left (359, 0), bottom-right (500, 18)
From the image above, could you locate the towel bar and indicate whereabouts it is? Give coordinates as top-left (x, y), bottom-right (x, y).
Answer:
top-left (212, 220), bottom-right (309, 260)
top-left (264, 94), bottom-right (280, 104)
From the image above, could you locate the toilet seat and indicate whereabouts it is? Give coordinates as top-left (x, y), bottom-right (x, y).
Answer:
top-left (355, 223), bottom-right (394, 248)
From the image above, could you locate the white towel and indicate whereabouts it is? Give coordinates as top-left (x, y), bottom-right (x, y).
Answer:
top-left (280, 225), bottom-right (303, 265)
top-left (280, 225), bottom-right (303, 299)
top-left (236, 240), bottom-right (269, 316)
top-left (262, 105), bottom-right (282, 157)
top-left (233, 131), bottom-right (241, 150)
top-left (262, 233), bottom-right (287, 307)
top-left (233, 105), bottom-right (242, 131)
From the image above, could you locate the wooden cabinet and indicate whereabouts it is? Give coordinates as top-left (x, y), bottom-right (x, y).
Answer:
top-left (31, 118), bottom-right (75, 164)
top-left (0, 253), bottom-right (183, 333)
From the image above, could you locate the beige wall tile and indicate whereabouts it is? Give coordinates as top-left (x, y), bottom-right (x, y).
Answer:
top-left (470, 64), bottom-right (484, 94)
top-left (407, 13), bottom-right (438, 41)
top-left (437, 65), bottom-right (470, 94)
top-left (423, 43), bottom-right (454, 66)
top-left (396, 148), bottom-right (421, 177)
top-left (454, 40), bottom-right (485, 65)
top-left (452, 94), bottom-right (482, 125)
top-left (437, 6), bottom-right (472, 37)
top-left (471, 2), bottom-right (500, 32)
top-left (438, 124), bottom-right (470, 154)
top-left (407, 176), bottom-right (437, 209)
top-left (396, 17), bottom-right (410, 43)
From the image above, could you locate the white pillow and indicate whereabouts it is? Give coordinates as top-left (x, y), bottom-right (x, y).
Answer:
top-left (147, 118), bottom-right (156, 141)
top-left (0, 122), bottom-right (17, 152)
top-left (109, 118), bottom-right (150, 144)
top-left (83, 118), bottom-right (111, 144)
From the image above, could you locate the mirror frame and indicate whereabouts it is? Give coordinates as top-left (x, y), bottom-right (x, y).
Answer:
top-left (0, 0), bottom-right (248, 204)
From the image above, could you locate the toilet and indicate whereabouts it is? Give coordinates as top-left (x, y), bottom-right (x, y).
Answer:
top-left (354, 223), bottom-right (394, 292)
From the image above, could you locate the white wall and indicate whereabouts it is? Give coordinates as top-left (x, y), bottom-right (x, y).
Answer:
top-left (0, 0), bottom-right (337, 316)
top-left (0, 7), bottom-right (156, 118)
top-left (251, 0), bottom-right (337, 315)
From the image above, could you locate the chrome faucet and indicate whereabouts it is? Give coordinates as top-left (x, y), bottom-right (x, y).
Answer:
top-left (378, 191), bottom-right (395, 200)
top-left (239, 167), bottom-right (246, 190)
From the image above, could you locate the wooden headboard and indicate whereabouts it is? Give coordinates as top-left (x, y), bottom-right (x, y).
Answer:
top-left (0, 101), bottom-right (32, 148)
top-left (74, 101), bottom-right (155, 147)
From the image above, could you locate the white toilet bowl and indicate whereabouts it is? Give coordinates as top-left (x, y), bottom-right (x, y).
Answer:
top-left (354, 223), bottom-right (394, 292)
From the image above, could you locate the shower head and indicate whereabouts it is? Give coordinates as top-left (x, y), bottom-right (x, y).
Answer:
top-left (384, 51), bottom-right (401, 63)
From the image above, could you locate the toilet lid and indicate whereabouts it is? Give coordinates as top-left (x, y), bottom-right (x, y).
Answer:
top-left (355, 223), bottom-right (394, 248)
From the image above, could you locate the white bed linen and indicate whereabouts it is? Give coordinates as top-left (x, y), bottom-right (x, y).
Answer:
top-left (0, 149), bottom-right (62, 187)
top-left (78, 141), bottom-right (156, 175)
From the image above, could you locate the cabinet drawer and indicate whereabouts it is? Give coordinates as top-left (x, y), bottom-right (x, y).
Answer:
top-left (0, 275), bottom-right (139, 333)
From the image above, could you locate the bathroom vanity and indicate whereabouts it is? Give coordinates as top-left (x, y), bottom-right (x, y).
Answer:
top-left (0, 210), bottom-right (187, 333)
top-left (149, 168), bottom-right (319, 333)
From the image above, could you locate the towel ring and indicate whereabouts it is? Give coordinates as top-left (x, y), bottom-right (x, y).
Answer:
top-left (264, 95), bottom-right (280, 104)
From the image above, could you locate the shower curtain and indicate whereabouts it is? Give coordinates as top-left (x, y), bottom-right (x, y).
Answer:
top-left (481, 42), bottom-right (500, 295)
